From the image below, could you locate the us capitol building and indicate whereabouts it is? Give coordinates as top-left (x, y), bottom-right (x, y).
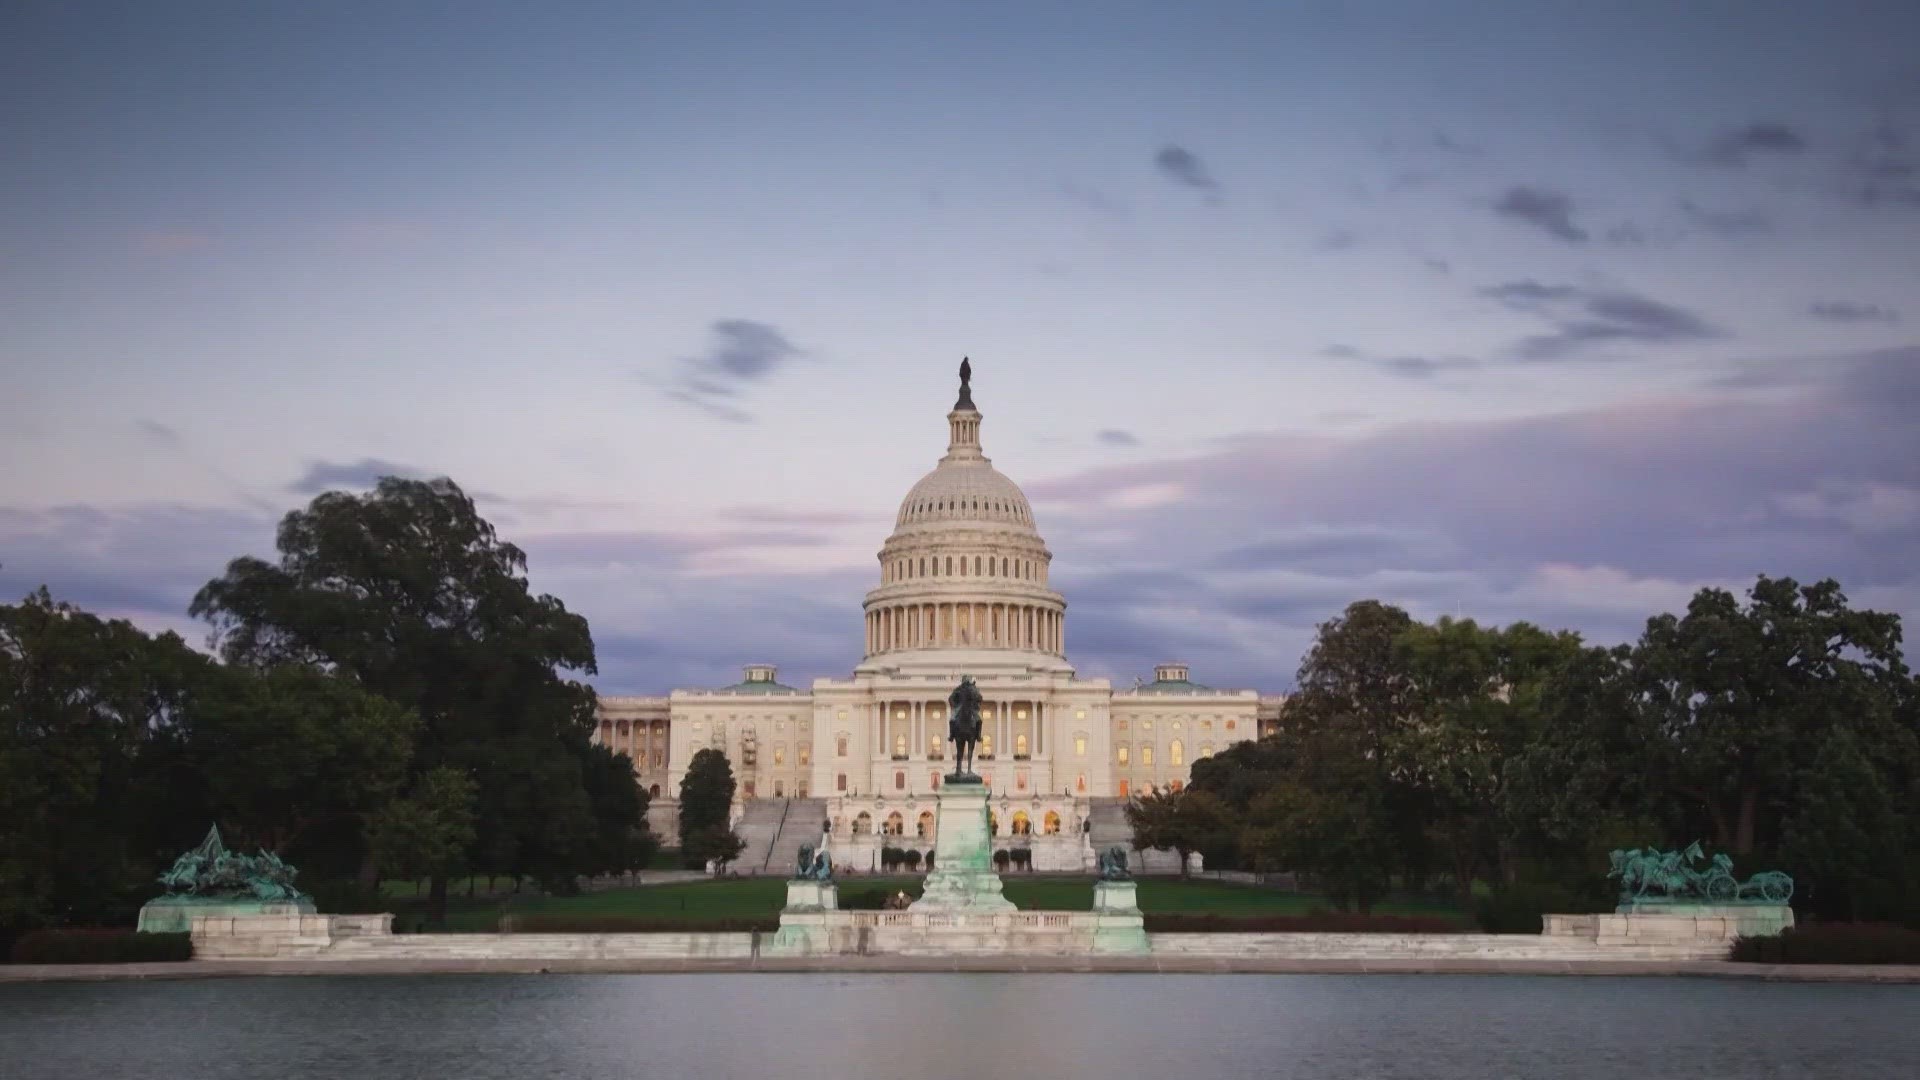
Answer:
top-left (594, 362), bottom-right (1285, 872)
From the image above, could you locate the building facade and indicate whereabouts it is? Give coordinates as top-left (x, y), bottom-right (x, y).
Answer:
top-left (595, 363), bottom-right (1285, 870)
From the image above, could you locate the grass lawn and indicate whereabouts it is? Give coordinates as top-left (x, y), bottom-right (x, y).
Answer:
top-left (402, 875), bottom-right (1465, 931)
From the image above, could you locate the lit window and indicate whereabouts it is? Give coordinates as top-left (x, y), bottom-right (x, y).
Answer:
top-left (1142, 746), bottom-right (1154, 766)
top-left (1142, 720), bottom-right (1153, 731)
top-left (1226, 719), bottom-right (1237, 731)
top-left (1117, 746), bottom-right (1130, 765)
top-left (1015, 709), bottom-right (1027, 720)
top-left (1202, 719), bottom-right (1213, 730)
top-left (894, 733), bottom-right (907, 757)
top-left (1044, 811), bottom-right (1061, 834)
top-left (1015, 733), bottom-right (1029, 756)
top-left (800, 746), bottom-right (811, 766)
top-left (1074, 733), bottom-right (1087, 757)
top-left (1076, 774), bottom-right (1087, 793)
top-left (1170, 740), bottom-right (1184, 766)
top-left (1075, 709), bottom-right (1086, 719)
top-left (1118, 780), bottom-right (1129, 797)
top-left (1200, 743), bottom-right (1213, 758)
top-left (774, 745), bottom-right (786, 766)
top-left (982, 733), bottom-right (994, 757)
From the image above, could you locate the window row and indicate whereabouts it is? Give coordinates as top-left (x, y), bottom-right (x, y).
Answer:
top-left (884, 553), bottom-right (1044, 583)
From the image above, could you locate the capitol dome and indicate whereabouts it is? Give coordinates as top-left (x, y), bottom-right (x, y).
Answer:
top-left (861, 360), bottom-right (1068, 667)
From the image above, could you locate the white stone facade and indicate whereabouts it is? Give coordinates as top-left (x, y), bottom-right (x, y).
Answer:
top-left (592, 366), bottom-right (1286, 857)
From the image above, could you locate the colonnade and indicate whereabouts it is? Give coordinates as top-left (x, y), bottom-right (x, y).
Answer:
top-left (865, 601), bottom-right (1063, 655)
top-left (867, 697), bottom-right (1047, 762)
top-left (597, 718), bottom-right (669, 770)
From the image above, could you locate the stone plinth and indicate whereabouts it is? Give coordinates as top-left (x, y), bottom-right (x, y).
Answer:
top-left (138, 896), bottom-right (315, 935)
top-left (766, 880), bottom-right (840, 957)
top-left (1545, 905), bottom-right (1793, 946)
top-left (1089, 880), bottom-right (1150, 954)
top-left (910, 779), bottom-right (1014, 912)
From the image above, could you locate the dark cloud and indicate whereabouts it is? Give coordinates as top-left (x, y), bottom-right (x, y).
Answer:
top-left (135, 419), bottom-right (183, 449)
top-left (1679, 200), bottom-right (1775, 238)
top-left (1846, 124), bottom-right (1920, 209)
top-left (1022, 349), bottom-right (1920, 688)
top-left (1154, 144), bottom-right (1218, 193)
top-left (1708, 123), bottom-right (1808, 167)
top-left (1097, 429), bottom-right (1141, 448)
top-left (289, 458), bottom-right (428, 494)
top-left (1317, 228), bottom-right (1358, 251)
top-left (1492, 186), bottom-right (1588, 242)
top-left (1479, 282), bottom-right (1719, 361)
top-left (1372, 356), bottom-right (1480, 380)
top-left (1811, 301), bottom-right (1901, 325)
top-left (1061, 182), bottom-right (1127, 215)
top-left (661, 319), bottom-right (805, 423)
top-left (1479, 281), bottom-right (1581, 303)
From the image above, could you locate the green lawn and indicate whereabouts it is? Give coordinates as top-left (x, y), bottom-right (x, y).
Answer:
top-left (399, 876), bottom-right (1463, 932)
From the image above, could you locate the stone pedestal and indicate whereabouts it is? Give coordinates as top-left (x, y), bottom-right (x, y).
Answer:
top-left (1544, 904), bottom-right (1794, 948)
top-left (766, 880), bottom-right (841, 957)
top-left (1089, 880), bottom-right (1150, 954)
top-left (138, 896), bottom-right (315, 935)
top-left (911, 779), bottom-right (1015, 912)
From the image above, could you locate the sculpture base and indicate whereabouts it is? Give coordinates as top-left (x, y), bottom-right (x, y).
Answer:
top-left (1546, 905), bottom-right (1794, 946)
top-left (943, 770), bottom-right (981, 785)
top-left (138, 896), bottom-right (315, 935)
top-left (766, 881), bottom-right (841, 957)
top-left (1089, 880), bottom-right (1150, 954)
top-left (911, 779), bottom-right (1014, 913)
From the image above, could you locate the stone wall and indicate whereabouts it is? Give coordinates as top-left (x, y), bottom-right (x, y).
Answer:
top-left (1545, 906), bottom-right (1793, 946)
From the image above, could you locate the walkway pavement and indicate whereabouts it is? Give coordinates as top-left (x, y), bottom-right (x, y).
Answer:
top-left (6, 956), bottom-right (1919, 983)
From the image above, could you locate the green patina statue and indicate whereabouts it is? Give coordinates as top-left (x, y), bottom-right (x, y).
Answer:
top-left (794, 843), bottom-right (832, 882)
top-left (1097, 845), bottom-right (1132, 882)
top-left (157, 824), bottom-right (307, 902)
top-left (1607, 841), bottom-right (1793, 905)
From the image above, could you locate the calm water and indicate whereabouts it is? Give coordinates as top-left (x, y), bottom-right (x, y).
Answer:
top-left (3, 974), bottom-right (1915, 1080)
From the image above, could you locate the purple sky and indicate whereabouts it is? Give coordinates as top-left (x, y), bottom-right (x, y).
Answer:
top-left (4, 2), bottom-right (1918, 693)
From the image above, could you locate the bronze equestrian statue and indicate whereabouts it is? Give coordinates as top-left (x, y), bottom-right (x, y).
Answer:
top-left (947, 674), bottom-right (983, 780)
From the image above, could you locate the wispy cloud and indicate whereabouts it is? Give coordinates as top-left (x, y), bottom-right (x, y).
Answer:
top-left (1811, 301), bottom-right (1900, 324)
top-left (1481, 282), bottom-right (1719, 361)
top-left (1097, 429), bottom-right (1142, 448)
top-left (1155, 144), bottom-right (1219, 195)
top-left (1706, 122), bottom-right (1808, 167)
top-left (660, 319), bottom-right (806, 423)
top-left (1492, 186), bottom-right (1588, 242)
top-left (289, 458), bottom-right (429, 494)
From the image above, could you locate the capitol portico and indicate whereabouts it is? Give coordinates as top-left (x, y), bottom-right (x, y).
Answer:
top-left (596, 362), bottom-right (1285, 872)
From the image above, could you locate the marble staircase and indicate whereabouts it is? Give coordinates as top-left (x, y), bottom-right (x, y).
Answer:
top-left (1086, 799), bottom-right (1184, 874)
top-left (732, 798), bottom-right (789, 873)
top-left (762, 798), bottom-right (829, 875)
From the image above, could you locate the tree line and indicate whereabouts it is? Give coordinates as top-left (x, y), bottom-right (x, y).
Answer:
top-left (1, 478), bottom-right (657, 932)
top-left (1127, 579), bottom-right (1919, 924)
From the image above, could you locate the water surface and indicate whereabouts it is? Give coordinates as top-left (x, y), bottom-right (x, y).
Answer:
top-left (4, 973), bottom-right (1914, 1080)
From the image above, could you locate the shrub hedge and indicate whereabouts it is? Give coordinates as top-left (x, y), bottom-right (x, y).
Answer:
top-left (9, 929), bottom-right (193, 964)
top-left (1144, 912), bottom-right (1469, 934)
top-left (838, 884), bottom-right (924, 910)
top-left (1731, 923), bottom-right (1920, 965)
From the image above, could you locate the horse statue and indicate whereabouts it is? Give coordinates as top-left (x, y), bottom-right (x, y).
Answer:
top-left (947, 675), bottom-right (983, 779)
top-left (1097, 845), bottom-right (1132, 882)
top-left (1608, 841), bottom-right (1792, 905)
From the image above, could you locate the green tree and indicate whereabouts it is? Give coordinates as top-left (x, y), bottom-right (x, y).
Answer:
top-left (188, 665), bottom-right (418, 855)
top-left (1257, 600), bottom-right (1423, 905)
top-left (579, 742), bottom-right (659, 878)
top-left (677, 747), bottom-right (742, 872)
top-left (1125, 787), bottom-right (1234, 876)
top-left (368, 766), bottom-right (479, 898)
top-left (0, 589), bottom-right (210, 926)
top-left (189, 477), bottom-right (613, 905)
top-left (1392, 618), bottom-right (1585, 907)
top-left (1629, 576), bottom-right (1908, 855)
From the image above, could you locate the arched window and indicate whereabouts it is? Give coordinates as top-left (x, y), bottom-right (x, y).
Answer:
top-left (1116, 746), bottom-right (1129, 765)
top-left (981, 733), bottom-right (994, 758)
top-left (974, 556), bottom-right (982, 575)
top-left (918, 810), bottom-right (935, 838)
top-left (799, 746), bottom-right (811, 766)
top-left (1170, 740), bottom-right (1184, 766)
top-left (1076, 774), bottom-right (1087, 793)
top-left (648, 783), bottom-right (660, 798)
top-left (885, 811), bottom-right (904, 835)
top-left (1015, 733), bottom-right (1029, 757)
top-left (988, 811), bottom-right (999, 835)
top-left (928, 733), bottom-right (943, 758)
top-left (1012, 811), bottom-right (1031, 836)
top-left (1142, 746), bottom-right (1155, 766)
top-left (836, 733), bottom-right (849, 757)
top-left (1044, 811), bottom-right (1061, 835)
top-left (946, 556), bottom-right (953, 575)
top-left (774, 744), bottom-right (786, 766)
top-left (894, 733), bottom-right (907, 758)
top-left (854, 811), bottom-right (872, 835)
